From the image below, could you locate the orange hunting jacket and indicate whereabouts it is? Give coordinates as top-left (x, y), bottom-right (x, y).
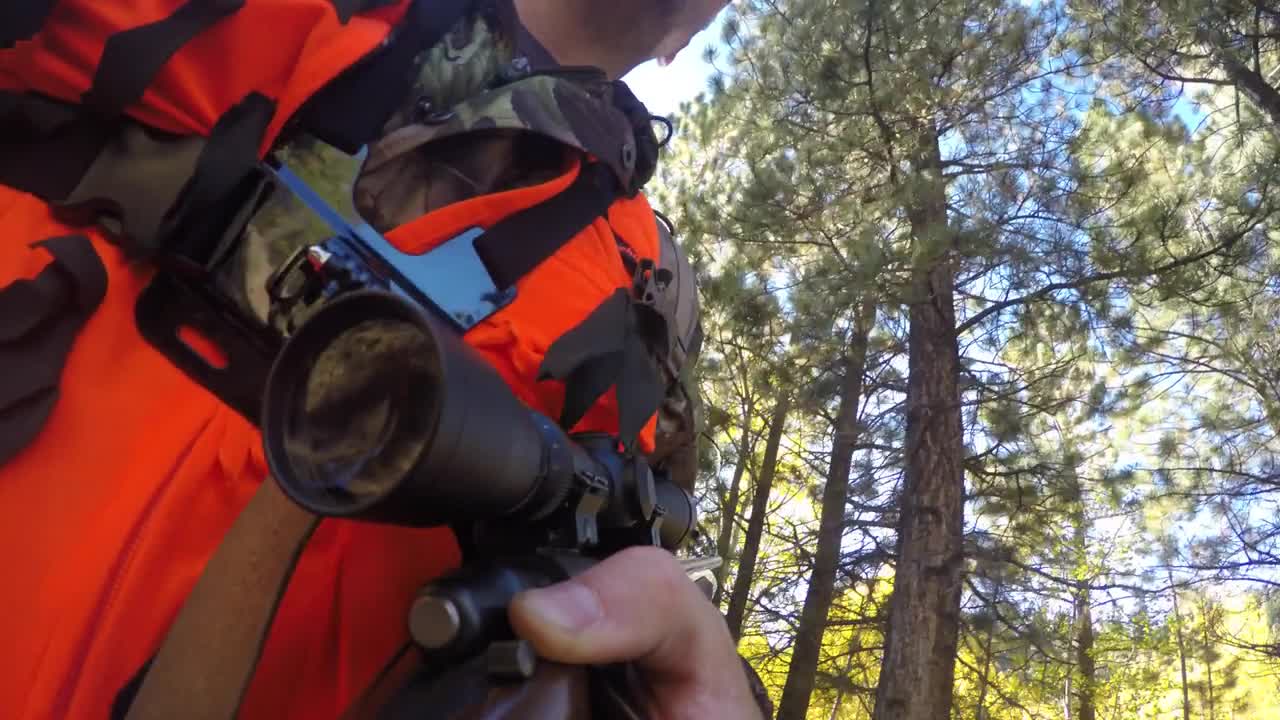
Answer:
top-left (0, 1), bottom-right (659, 717)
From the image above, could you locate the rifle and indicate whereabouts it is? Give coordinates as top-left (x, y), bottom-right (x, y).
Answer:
top-left (254, 161), bottom-right (721, 719)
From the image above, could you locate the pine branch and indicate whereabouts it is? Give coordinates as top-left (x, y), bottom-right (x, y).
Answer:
top-left (957, 224), bottom-right (1253, 335)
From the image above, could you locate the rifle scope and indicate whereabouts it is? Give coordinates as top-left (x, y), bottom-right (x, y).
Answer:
top-left (260, 290), bottom-right (694, 550)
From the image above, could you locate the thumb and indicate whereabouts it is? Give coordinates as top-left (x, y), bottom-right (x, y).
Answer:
top-left (508, 547), bottom-right (720, 677)
top-left (508, 547), bottom-right (763, 719)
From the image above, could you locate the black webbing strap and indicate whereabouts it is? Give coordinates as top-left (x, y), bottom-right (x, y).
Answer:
top-left (0, 92), bottom-right (110, 203)
top-left (538, 289), bottom-right (666, 451)
top-left (82, 0), bottom-right (247, 119)
top-left (298, 0), bottom-right (473, 153)
top-left (0, 0), bottom-right (60, 48)
top-left (474, 163), bottom-right (617, 291)
top-left (158, 91), bottom-right (276, 265)
top-left (326, 0), bottom-right (401, 24)
top-left (0, 90), bottom-right (274, 265)
top-left (473, 162), bottom-right (661, 448)
top-left (0, 235), bottom-right (107, 465)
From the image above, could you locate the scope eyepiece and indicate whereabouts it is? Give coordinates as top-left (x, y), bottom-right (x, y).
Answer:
top-left (261, 290), bottom-right (563, 526)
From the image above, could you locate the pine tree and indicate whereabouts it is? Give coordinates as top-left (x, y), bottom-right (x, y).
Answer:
top-left (655, 0), bottom-right (1280, 716)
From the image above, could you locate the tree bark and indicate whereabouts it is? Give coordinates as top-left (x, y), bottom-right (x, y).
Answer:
top-left (873, 132), bottom-right (965, 720)
top-left (1219, 55), bottom-right (1280, 132)
top-left (713, 426), bottom-right (753, 606)
top-left (775, 301), bottom-right (876, 720)
top-left (1071, 504), bottom-right (1096, 720)
top-left (724, 395), bottom-right (792, 641)
top-left (1074, 588), bottom-right (1097, 720)
top-left (826, 650), bottom-right (858, 720)
top-left (1204, 619), bottom-right (1217, 720)
top-left (1169, 569), bottom-right (1192, 720)
top-left (973, 581), bottom-right (1001, 720)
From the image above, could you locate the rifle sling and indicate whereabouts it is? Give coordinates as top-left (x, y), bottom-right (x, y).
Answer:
top-left (124, 478), bottom-right (319, 720)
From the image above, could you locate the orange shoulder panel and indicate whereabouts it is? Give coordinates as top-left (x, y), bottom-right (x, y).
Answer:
top-left (0, 0), bottom-right (408, 151)
top-left (0, 5), bottom-right (666, 716)
top-left (0, 186), bottom-right (459, 720)
top-left (387, 159), bottom-right (661, 453)
top-left (0, 162), bottom-right (662, 716)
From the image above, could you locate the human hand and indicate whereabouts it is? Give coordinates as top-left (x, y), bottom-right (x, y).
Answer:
top-left (508, 546), bottom-right (764, 720)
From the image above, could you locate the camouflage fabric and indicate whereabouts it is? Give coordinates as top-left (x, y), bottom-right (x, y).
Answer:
top-left (406, 13), bottom-right (514, 114)
top-left (354, 73), bottom-right (642, 229)
top-left (223, 6), bottom-right (649, 317)
top-left (219, 10), bottom-right (532, 321)
top-left (212, 2), bottom-right (697, 488)
top-left (216, 140), bottom-right (363, 323)
top-left (369, 10), bottom-right (641, 191)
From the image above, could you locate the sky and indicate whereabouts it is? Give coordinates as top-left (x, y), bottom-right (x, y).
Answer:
top-left (621, 15), bottom-right (729, 117)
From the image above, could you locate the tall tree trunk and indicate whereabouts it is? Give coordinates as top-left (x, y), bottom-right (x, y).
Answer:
top-left (1204, 620), bottom-right (1217, 720)
top-left (725, 396), bottom-right (792, 641)
top-left (973, 641), bottom-right (993, 720)
top-left (713, 426), bottom-right (753, 606)
top-left (826, 651), bottom-right (858, 720)
top-left (1074, 588), bottom-right (1097, 720)
top-left (1071, 504), bottom-right (1096, 720)
top-left (776, 301), bottom-right (877, 720)
top-left (1218, 55), bottom-right (1280, 132)
top-left (873, 132), bottom-right (965, 720)
top-left (1169, 569), bottom-right (1192, 720)
top-left (973, 580), bottom-right (1001, 720)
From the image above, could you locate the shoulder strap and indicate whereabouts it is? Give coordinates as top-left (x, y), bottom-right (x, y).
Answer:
top-left (0, 89), bottom-right (276, 264)
top-left (537, 288), bottom-right (666, 451)
top-left (327, 0), bottom-right (403, 24)
top-left (297, 0), bottom-right (475, 153)
top-left (123, 478), bottom-right (318, 720)
top-left (82, 0), bottom-right (248, 119)
top-left (473, 162), bottom-right (617, 289)
top-left (274, 157), bottom-right (618, 298)
top-left (0, 235), bottom-right (108, 465)
top-left (0, 0), bottom-right (57, 48)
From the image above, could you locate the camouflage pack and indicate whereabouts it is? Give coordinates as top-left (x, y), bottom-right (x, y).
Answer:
top-left (215, 3), bottom-right (700, 486)
top-left (228, 7), bottom-right (657, 317)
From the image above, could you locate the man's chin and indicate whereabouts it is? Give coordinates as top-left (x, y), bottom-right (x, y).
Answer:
top-left (654, 41), bottom-right (689, 67)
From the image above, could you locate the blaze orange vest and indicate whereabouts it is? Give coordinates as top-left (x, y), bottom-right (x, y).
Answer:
top-left (0, 2), bottom-right (661, 718)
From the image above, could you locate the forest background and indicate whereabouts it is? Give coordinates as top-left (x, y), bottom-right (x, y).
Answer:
top-left (652, 1), bottom-right (1280, 718)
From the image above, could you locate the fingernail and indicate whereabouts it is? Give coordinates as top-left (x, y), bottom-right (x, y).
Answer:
top-left (519, 582), bottom-right (603, 633)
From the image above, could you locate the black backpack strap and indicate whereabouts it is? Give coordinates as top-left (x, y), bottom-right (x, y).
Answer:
top-left (0, 0), bottom-right (59, 48)
top-left (297, 0), bottom-right (475, 153)
top-left (155, 91), bottom-right (277, 266)
top-left (0, 90), bottom-right (275, 265)
top-left (82, 0), bottom-right (248, 119)
top-left (472, 163), bottom-right (617, 290)
top-left (0, 235), bottom-right (108, 465)
top-left (537, 289), bottom-right (667, 451)
top-left (326, 0), bottom-right (403, 23)
top-left (467, 162), bottom-right (667, 449)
